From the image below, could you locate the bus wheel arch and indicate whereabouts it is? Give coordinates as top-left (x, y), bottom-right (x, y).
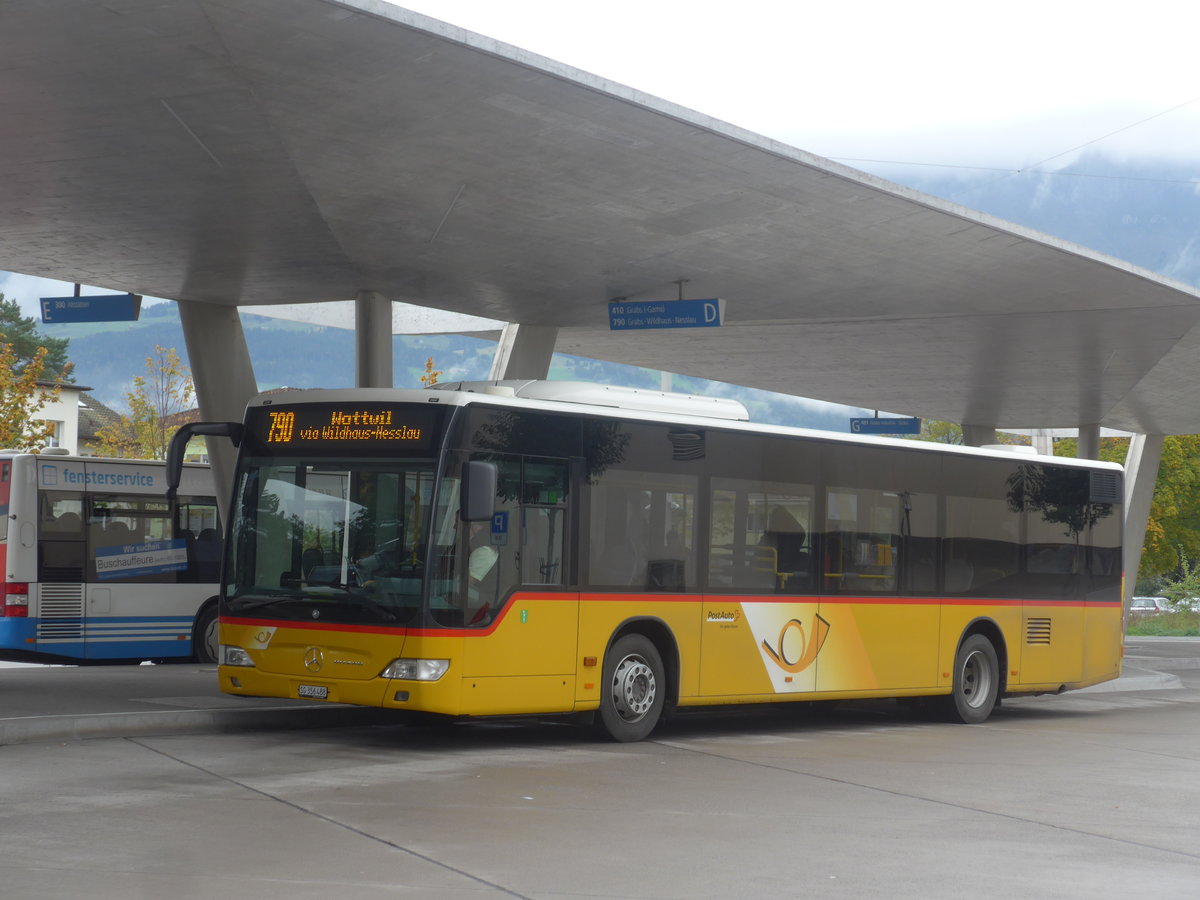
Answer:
top-left (192, 598), bottom-right (219, 664)
top-left (595, 618), bottom-right (678, 742)
top-left (945, 621), bottom-right (1005, 724)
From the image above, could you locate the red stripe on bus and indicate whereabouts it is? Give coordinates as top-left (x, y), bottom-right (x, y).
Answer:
top-left (225, 590), bottom-right (1118, 641)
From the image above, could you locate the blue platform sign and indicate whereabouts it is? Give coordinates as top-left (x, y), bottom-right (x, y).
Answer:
top-left (850, 417), bottom-right (922, 435)
top-left (609, 298), bottom-right (725, 331)
top-left (40, 293), bottom-right (142, 324)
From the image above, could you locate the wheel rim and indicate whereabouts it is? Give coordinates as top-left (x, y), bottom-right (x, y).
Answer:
top-left (959, 648), bottom-right (994, 709)
top-left (203, 617), bottom-right (219, 662)
top-left (610, 653), bottom-right (656, 723)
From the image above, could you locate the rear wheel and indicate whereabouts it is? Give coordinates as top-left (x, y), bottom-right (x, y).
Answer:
top-left (945, 633), bottom-right (999, 723)
top-left (597, 634), bottom-right (665, 742)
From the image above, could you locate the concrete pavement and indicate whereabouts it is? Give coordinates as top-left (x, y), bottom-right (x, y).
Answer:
top-left (0, 637), bottom-right (1189, 746)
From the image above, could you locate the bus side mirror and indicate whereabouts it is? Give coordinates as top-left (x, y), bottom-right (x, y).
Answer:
top-left (461, 461), bottom-right (497, 522)
top-left (167, 422), bottom-right (244, 502)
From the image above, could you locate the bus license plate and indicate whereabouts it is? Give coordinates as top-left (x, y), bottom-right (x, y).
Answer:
top-left (298, 684), bottom-right (328, 699)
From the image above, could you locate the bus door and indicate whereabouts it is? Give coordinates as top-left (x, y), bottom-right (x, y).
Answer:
top-left (702, 478), bottom-right (821, 697)
top-left (458, 456), bottom-right (577, 714)
top-left (34, 490), bottom-right (88, 657)
top-left (818, 486), bottom-right (939, 693)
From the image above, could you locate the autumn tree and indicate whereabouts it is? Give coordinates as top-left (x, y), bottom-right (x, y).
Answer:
top-left (420, 356), bottom-right (442, 386)
top-left (91, 346), bottom-right (194, 459)
top-left (0, 343), bottom-right (65, 451)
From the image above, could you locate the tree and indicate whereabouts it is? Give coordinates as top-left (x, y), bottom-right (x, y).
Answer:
top-left (90, 346), bottom-right (194, 459)
top-left (913, 419), bottom-right (962, 444)
top-left (0, 294), bottom-right (72, 381)
top-left (0, 342), bottom-right (65, 451)
top-left (420, 356), bottom-right (442, 386)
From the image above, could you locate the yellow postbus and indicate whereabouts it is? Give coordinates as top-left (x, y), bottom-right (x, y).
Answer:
top-left (168, 381), bottom-right (1124, 741)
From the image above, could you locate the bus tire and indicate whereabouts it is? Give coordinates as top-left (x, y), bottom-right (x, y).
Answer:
top-left (192, 602), bottom-right (219, 664)
top-left (944, 633), bottom-right (999, 724)
top-left (597, 633), bottom-right (665, 742)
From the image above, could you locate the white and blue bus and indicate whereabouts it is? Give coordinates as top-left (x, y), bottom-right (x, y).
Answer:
top-left (0, 451), bottom-right (222, 663)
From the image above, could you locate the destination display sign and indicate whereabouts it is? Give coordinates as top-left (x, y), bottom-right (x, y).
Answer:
top-left (246, 403), bottom-right (444, 454)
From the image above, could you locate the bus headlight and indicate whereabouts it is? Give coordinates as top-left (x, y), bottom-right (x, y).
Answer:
top-left (381, 658), bottom-right (449, 681)
top-left (221, 645), bottom-right (256, 667)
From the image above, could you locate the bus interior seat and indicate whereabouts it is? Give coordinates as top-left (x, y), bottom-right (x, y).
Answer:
top-left (52, 512), bottom-right (82, 535)
top-left (301, 547), bottom-right (325, 578)
top-left (944, 558), bottom-right (974, 593)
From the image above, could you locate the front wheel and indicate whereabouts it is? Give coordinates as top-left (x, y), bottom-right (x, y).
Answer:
top-left (597, 634), bottom-right (665, 742)
top-left (944, 633), bottom-right (999, 724)
top-left (192, 602), bottom-right (219, 664)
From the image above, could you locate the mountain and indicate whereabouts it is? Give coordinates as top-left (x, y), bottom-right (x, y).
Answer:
top-left (877, 153), bottom-right (1200, 286)
top-left (55, 305), bottom-right (869, 432)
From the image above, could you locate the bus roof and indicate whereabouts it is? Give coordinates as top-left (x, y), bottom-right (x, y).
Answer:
top-left (247, 383), bottom-right (1124, 472)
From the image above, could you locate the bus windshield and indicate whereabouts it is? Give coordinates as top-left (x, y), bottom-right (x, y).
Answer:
top-left (226, 457), bottom-right (439, 626)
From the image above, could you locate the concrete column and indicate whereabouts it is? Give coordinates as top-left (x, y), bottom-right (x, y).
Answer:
top-left (1077, 423), bottom-right (1101, 460)
top-left (177, 301), bottom-right (258, 525)
top-left (355, 291), bottom-right (393, 388)
top-left (961, 424), bottom-right (996, 447)
top-left (489, 323), bottom-right (559, 380)
top-left (1123, 433), bottom-right (1164, 606)
top-left (1031, 429), bottom-right (1054, 456)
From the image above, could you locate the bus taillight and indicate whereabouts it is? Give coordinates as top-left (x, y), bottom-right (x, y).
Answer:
top-left (3, 583), bottom-right (28, 617)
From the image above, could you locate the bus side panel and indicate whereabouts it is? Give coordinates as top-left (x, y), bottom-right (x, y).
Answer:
top-left (1017, 602), bottom-right (1083, 686)
top-left (8, 456), bottom-right (37, 584)
top-left (938, 603), bottom-right (1022, 690)
top-left (459, 591), bottom-right (578, 715)
top-left (0, 616), bottom-right (38, 655)
top-left (577, 594), bottom-right (702, 707)
top-left (82, 581), bottom-right (205, 660)
top-left (699, 597), bottom-right (809, 696)
top-left (815, 598), bottom-right (941, 693)
top-left (1081, 604), bottom-right (1123, 686)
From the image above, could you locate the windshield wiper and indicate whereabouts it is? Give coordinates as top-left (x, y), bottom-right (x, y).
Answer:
top-left (227, 593), bottom-right (309, 612)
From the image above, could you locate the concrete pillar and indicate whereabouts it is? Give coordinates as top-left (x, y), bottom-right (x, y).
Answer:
top-left (489, 323), bottom-right (559, 380)
top-left (961, 424), bottom-right (996, 447)
top-left (1123, 433), bottom-right (1164, 606)
top-left (1031, 429), bottom-right (1054, 456)
top-left (355, 291), bottom-right (393, 388)
top-left (177, 301), bottom-right (258, 525)
top-left (1077, 423), bottom-right (1101, 460)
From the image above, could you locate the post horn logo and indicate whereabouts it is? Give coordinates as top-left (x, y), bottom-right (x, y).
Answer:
top-left (762, 615), bottom-right (830, 674)
top-left (303, 646), bottom-right (324, 673)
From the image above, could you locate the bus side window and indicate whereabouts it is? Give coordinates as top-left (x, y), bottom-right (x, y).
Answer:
top-left (708, 478), bottom-right (812, 594)
top-left (824, 488), bottom-right (900, 594)
top-left (38, 495), bottom-right (85, 583)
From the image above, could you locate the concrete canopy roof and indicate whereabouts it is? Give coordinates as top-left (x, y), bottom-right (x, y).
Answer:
top-left (4, 0), bottom-right (1200, 434)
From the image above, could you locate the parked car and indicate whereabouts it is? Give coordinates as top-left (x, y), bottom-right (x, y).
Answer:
top-left (1130, 596), bottom-right (1169, 616)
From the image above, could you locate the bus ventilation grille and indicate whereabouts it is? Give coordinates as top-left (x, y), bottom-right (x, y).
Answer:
top-left (1026, 618), bottom-right (1052, 645)
top-left (1089, 471), bottom-right (1122, 504)
top-left (37, 584), bottom-right (85, 641)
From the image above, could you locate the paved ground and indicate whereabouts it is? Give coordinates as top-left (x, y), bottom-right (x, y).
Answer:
top-left (1, 640), bottom-right (1199, 898)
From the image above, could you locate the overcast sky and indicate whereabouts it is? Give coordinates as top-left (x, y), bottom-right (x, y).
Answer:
top-left (5, 0), bottom-right (1199, 317)
top-left (401, 0), bottom-right (1200, 171)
